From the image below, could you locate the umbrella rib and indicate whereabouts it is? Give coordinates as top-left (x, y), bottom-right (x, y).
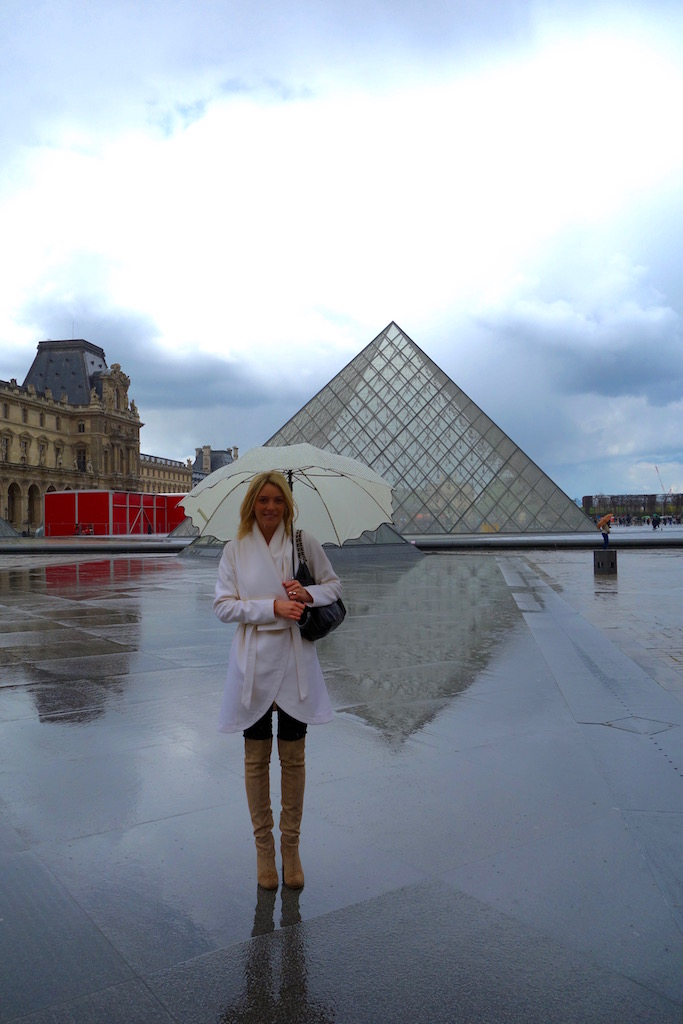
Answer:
top-left (317, 492), bottom-right (342, 546)
top-left (302, 474), bottom-right (392, 546)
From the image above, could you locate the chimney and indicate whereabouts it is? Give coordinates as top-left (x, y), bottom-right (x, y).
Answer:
top-left (202, 445), bottom-right (211, 474)
top-left (232, 446), bottom-right (239, 460)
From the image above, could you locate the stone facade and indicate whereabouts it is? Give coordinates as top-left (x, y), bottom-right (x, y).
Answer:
top-left (1, 339), bottom-right (192, 532)
top-left (140, 453), bottom-right (193, 494)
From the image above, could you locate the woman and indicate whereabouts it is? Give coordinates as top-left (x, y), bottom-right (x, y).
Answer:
top-left (213, 471), bottom-right (342, 890)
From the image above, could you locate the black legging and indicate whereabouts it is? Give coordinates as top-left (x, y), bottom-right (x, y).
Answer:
top-left (243, 704), bottom-right (307, 742)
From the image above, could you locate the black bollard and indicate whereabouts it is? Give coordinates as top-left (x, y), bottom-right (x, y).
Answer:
top-left (594, 548), bottom-right (617, 574)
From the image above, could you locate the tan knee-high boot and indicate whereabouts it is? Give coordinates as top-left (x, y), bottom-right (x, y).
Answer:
top-left (244, 738), bottom-right (278, 890)
top-left (278, 736), bottom-right (306, 889)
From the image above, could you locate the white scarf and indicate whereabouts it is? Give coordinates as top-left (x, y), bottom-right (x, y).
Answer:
top-left (237, 522), bottom-right (307, 708)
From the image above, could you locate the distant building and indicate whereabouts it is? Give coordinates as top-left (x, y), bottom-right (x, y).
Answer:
top-left (139, 454), bottom-right (192, 494)
top-left (1, 339), bottom-right (192, 533)
top-left (192, 444), bottom-right (239, 487)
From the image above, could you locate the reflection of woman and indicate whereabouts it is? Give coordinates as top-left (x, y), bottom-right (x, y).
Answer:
top-left (213, 471), bottom-right (342, 890)
top-left (219, 889), bottom-right (335, 1024)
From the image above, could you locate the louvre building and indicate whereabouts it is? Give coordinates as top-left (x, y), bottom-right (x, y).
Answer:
top-left (267, 323), bottom-right (594, 536)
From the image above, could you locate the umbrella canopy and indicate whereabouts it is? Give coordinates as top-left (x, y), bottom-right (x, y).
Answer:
top-left (597, 513), bottom-right (613, 528)
top-left (180, 443), bottom-right (394, 546)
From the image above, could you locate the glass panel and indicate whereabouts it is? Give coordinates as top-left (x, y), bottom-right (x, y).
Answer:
top-left (506, 449), bottom-right (528, 473)
top-left (534, 476), bottom-right (556, 500)
top-left (495, 437), bottom-right (516, 461)
top-left (521, 461), bottom-right (542, 486)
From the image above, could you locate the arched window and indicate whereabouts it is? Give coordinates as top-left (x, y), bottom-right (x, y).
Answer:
top-left (28, 485), bottom-right (41, 529)
top-left (7, 482), bottom-right (21, 529)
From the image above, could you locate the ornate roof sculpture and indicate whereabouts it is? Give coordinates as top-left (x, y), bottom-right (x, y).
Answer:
top-left (267, 322), bottom-right (594, 536)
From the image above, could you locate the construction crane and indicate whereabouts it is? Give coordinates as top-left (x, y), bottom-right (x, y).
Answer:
top-left (655, 466), bottom-right (673, 494)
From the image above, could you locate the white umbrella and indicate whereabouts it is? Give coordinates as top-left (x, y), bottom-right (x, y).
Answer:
top-left (181, 443), bottom-right (394, 546)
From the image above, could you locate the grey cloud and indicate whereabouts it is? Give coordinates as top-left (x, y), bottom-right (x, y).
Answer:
top-left (127, 354), bottom-right (268, 411)
top-left (16, 291), bottom-right (317, 421)
top-left (559, 334), bottom-right (683, 403)
top-left (10, 291), bottom-right (315, 463)
top-left (141, 397), bottom-right (306, 464)
top-left (475, 287), bottom-right (683, 406)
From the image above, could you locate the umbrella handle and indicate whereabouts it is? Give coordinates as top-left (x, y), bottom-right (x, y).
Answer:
top-left (288, 471), bottom-right (295, 576)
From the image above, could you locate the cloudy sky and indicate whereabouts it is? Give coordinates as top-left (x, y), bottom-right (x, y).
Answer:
top-left (2, 0), bottom-right (683, 501)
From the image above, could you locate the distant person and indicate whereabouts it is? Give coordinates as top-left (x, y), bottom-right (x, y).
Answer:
top-left (213, 471), bottom-right (342, 891)
top-left (598, 514), bottom-right (612, 548)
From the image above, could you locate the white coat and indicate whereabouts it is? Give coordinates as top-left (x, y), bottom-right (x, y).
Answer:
top-left (213, 522), bottom-right (342, 733)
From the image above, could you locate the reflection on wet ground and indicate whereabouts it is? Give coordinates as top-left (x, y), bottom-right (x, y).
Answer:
top-left (520, 547), bottom-right (683, 699)
top-left (0, 552), bottom-right (518, 743)
top-left (0, 558), bottom-right (178, 724)
top-left (324, 553), bottom-right (520, 743)
top-left (1, 549), bottom-right (682, 1023)
top-left (217, 889), bottom-right (335, 1024)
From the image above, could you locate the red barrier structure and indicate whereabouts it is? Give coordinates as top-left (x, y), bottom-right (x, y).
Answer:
top-left (44, 490), bottom-right (187, 537)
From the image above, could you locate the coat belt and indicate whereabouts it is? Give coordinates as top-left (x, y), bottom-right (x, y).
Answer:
top-left (240, 621), bottom-right (309, 709)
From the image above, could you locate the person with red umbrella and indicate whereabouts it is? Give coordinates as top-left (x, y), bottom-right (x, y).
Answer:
top-left (597, 513), bottom-right (613, 548)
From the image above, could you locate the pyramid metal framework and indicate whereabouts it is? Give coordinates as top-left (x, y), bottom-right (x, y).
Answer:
top-left (267, 322), bottom-right (595, 535)
top-left (0, 516), bottom-right (19, 538)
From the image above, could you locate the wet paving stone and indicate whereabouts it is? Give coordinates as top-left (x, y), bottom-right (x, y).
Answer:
top-left (0, 548), bottom-right (682, 1023)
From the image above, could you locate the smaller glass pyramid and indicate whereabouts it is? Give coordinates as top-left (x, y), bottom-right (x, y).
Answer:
top-left (267, 323), bottom-right (595, 535)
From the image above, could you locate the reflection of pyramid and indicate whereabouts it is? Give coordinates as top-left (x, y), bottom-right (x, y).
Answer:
top-left (267, 322), bottom-right (595, 535)
top-left (320, 554), bottom-right (521, 744)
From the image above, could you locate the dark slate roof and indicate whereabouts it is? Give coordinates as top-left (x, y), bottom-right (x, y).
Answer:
top-left (210, 451), bottom-right (235, 472)
top-left (191, 450), bottom-right (235, 474)
top-left (22, 340), bottom-right (108, 405)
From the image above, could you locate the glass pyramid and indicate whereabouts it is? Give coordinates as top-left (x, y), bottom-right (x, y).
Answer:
top-left (267, 323), bottom-right (595, 535)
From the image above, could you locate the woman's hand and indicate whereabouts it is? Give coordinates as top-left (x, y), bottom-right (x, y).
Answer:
top-left (282, 579), bottom-right (313, 604)
top-left (274, 598), bottom-right (307, 621)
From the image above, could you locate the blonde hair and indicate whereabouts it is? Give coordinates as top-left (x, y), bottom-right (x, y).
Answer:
top-left (237, 471), bottom-right (296, 539)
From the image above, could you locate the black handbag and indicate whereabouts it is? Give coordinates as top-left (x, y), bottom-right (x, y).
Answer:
top-left (294, 529), bottom-right (346, 642)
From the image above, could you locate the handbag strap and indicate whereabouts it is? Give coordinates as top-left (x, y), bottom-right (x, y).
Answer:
top-left (295, 529), bottom-right (308, 565)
